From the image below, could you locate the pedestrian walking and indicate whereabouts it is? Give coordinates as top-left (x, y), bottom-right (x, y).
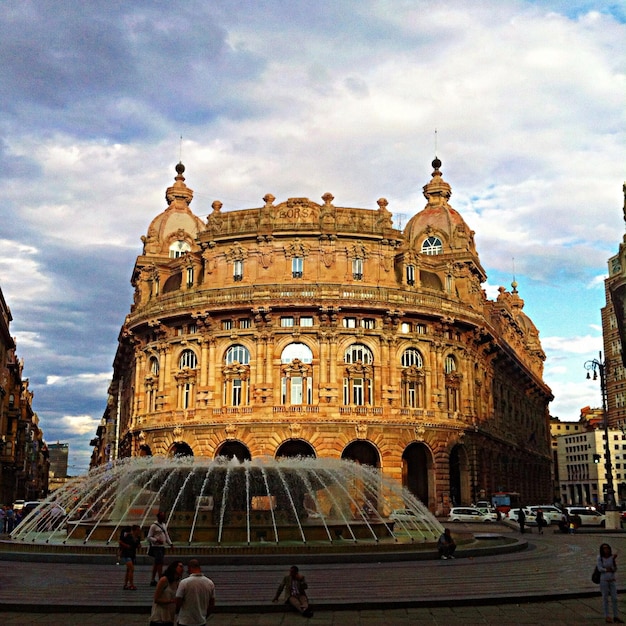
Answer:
top-left (597, 543), bottom-right (623, 623)
top-left (175, 559), bottom-right (215, 626)
top-left (148, 511), bottom-right (173, 586)
top-left (118, 524), bottom-right (142, 590)
top-left (517, 507), bottom-right (526, 534)
top-left (273, 565), bottom-right (313, 618)
top-left (535, 508), bottom-right (545, 534)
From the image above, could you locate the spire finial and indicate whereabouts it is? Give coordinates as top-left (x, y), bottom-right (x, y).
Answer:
top-left (511, 257), bottom-right (518, 293)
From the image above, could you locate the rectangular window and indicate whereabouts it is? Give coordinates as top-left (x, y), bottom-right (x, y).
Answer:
top-left (406, 265), bottom-right (415, 286)
top-left (292, 257), bottom-right (304, 278)
top-left (281, 317), bottom-right (294, 327)
top-left (407, 382), bottom-right (416, 408)
top-left (239, 318), bottom-right (251, 329)
top-left (183, 383), bottom-right (192, 409)
top-left (233, 260), bottom-right (243, 281)
top-left (352, 258), bottom-right (363, 280)
top-left (186, 267), bottom-right (194, 287)
top-left (232, 379), bottom-right (242, 406)
top-left (291, 376), bottom-right (303, 404)
top-left (415, 324), bottom-right (427, 334)
top-left (343, 317), bottom-right (357, 328)
top-left (362, 318), bottom-right (375, 329)
top-left (353, 378), bottom-right (364, 405)
top-left (401, 322), bottom-right (411, 333)
top-left (222, 320), bottom-right (233, 330)
top-left (300, 317), bottom-right (313, 327)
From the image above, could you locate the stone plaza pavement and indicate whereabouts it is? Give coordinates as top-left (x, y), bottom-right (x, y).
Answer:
top-left (0, 524), bottom-right (624, 625)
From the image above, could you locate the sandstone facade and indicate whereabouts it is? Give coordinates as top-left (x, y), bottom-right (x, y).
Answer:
top-left (91, 158), bottom-right (553, 513)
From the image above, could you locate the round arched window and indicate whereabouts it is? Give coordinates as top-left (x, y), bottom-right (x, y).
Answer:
top-left (225, 344), bottom-right (250, 365)
top-left (401, 348), bottom-right (423, 368)
top-left (179, 349), bottom-right (197, 369)
top-left (444, 354), bottom-right (457, 374)
top-left (344, 344), bottom-right (373, 364)
top-left (421, 236), bottom-right (443, 255)
top-left (281, 343), bottom-right (313, 364)
top-left (169, 240), bottom-right (191, 258)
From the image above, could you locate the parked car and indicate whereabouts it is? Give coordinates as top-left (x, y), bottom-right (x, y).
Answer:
top-left (21, 501), bottom-right (42, 518)
top-left (390, 508), bottom-right (422, 522)
top-left (475, 506), bottom-right (499, 521)
top-left (475, 500), bottom-right (492, 509)
top-left (448, 506), bottom-right (494, 523)
top-left (508, 508), bottom-right (537, 526)
top-left (526, 505), bottom-right (562, 525)
top-left (565, 507), bottom-right (606, 527)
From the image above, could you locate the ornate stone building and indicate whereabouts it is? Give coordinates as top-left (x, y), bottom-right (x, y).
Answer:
top-left (91, 158), bottom-right (553, 513)
top-left (0, 286), bottom-right (49, 504)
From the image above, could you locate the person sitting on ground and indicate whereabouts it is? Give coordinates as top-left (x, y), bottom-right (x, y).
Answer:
top-left (437, 528), bottom-right (457, 560)
top-left (273, 565), bottom-right (313, 618)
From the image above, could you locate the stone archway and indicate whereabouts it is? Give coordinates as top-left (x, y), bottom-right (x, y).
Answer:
top-left (138, 444), bottom-right (152, 456)
top-left (449, 444), bottom-right (470, 506)
top-left (341, 441), bottom-right (380, 513)
top-left (216, 440), bottom-right (251, 462)
top-left (275, 439), bottom-right (316, 458)
top-left (169, 441), bottom-right (194, 457)
top-left (402, 442), bottom-right (432, 508)
top-left (341, 440), bottom-right (380, 468)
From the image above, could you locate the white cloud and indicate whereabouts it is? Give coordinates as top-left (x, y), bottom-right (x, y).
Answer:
top-left (60, 415), bottom-right (100, 436)
top-left (0, 0), bottom-right (624, 470)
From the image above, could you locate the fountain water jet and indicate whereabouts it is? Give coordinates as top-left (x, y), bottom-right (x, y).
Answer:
top-left (10, 456), bottom-right (443, 551)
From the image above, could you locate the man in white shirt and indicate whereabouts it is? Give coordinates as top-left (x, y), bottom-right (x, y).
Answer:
top-left (147, 511), bottom-right (173, 585)
top-left (176, 559), bottom-right (215, 626)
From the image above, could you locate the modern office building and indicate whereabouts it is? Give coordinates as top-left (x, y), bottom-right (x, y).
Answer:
top-left (91, 158), bottom-right (553, 513)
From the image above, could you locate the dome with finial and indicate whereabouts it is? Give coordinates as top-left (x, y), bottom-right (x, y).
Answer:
top-left (403, 158), bottom-right (478, 257)
top-left (140, 163), bottom-right (205, 257)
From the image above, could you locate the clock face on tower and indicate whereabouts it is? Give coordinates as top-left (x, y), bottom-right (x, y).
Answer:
top-left (611, 257), bottom-right (622, 275)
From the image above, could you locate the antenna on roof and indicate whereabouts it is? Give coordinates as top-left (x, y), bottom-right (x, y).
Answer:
top-left (434, 128), bottom-right (438, 156)
top-left (511, 257), bottom-right (518, 293)
top-left (179, 135), bottom-right (183, 162)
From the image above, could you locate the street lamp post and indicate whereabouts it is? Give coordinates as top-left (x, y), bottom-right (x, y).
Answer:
top-left (585, 352), bottom-right (619, 527)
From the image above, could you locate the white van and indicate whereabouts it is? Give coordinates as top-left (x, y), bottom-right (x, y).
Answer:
top-left (527, 505), bottom-right (562, 525)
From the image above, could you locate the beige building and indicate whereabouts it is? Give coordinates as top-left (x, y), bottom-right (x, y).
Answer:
top-left (91, 158), bottom-right (553, 513)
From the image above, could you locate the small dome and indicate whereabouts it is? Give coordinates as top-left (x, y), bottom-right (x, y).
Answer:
top-left (141, 163), bottom-right (205, 256)
top-left (404, 158), bottom-right (477, 255)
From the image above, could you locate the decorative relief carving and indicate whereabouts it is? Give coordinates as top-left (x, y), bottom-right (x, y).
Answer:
top-left (356, 422), bottom-right (368, 439)
top-left (290, 422), bottom-right (302, 438)
top-left (414, 424), bottom-right (426, 441)
top-left (225, 243), bottom-right (247, 262)
top-left (285, 239), bottom-right (309, 258)
top-left (172, 425), bottom-right (183, 439)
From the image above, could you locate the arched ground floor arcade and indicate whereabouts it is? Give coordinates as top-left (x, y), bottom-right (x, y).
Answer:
top-left (127, 421), bottom-right (551, 515)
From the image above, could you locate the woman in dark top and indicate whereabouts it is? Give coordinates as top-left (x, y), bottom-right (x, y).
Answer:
top-left (119, 524), bottom-right (142, 590)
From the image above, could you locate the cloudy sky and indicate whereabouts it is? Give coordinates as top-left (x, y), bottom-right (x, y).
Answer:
top-left (1, 0), bottom-right (624, 474)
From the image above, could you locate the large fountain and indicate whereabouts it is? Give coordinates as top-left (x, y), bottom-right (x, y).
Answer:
top-left (11, 456), bottom-right (443, 551)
